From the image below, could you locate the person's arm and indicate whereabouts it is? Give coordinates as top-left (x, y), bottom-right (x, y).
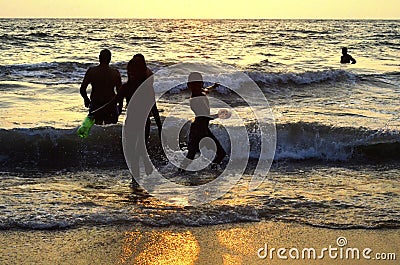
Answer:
top-left (115, 69), bottom-right (122, 94)
top-left (80, 69), bottom-right (92, 108)
top-left (114, 70), bottom-right (123, 115)
top-left (116, 84), bottom-right (126, 115)
top-left (203, 83), bottom-right (219, 94)
top-left (146, 68), bottom-right (162, 138)
top-left (151, 103), bottom-right (162, 139)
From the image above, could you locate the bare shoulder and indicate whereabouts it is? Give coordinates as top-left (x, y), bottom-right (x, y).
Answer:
top-left (84, 66), bottom-right (96, 78)
top-left (86, 66), bottom-right (96, 73)
top-left (110, 66), bottom-right (120, 73)
top-left (110, 66), bottom-right (121, 76)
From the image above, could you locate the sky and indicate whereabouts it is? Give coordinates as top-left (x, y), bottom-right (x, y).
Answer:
top-left (0, 0), bottom-right (399, 19)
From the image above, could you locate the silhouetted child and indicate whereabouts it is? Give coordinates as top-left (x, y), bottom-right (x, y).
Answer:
top-left (340, 47), bottom-right (356, 64)
top-left (180, 72), bottom-right (226, 170)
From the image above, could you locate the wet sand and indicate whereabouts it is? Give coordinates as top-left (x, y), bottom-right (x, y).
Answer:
top-left (1, 221), bottom-right (399, 265)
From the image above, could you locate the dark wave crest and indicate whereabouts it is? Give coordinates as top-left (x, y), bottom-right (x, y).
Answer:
top-left (1, 122), bottom-right (398, 170)
top-left (2, 60), bottom-right (399, 89)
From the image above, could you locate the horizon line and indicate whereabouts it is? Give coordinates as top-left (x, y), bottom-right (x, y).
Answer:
top-left (0, 17), bottom-right (399, 20)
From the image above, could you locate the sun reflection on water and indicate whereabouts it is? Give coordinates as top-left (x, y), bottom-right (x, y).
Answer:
top-left (119, 230), bottom-right (199, 264)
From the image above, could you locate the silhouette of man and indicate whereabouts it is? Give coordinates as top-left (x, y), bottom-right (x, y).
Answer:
top-left (181, 72), bottom-right (226, 170)
top-left (340, 47), bottom-right (356, 64)
top-left (80, 49), bottom-right (122, 124)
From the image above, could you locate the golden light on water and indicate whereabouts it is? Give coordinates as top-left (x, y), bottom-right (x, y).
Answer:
top-left (117, 224), bottom-right (280, 264)
top-left (119, 230), bottom-right (199, 264)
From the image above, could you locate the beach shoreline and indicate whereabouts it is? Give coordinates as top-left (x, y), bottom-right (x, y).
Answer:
top-left (1, 221), bottom-right (399, 265)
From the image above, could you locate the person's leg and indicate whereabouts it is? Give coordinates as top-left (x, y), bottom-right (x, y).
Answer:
top-left (110, 107), bottom-right (119, 124)
top-left (145, 117), bottom-right (151, 143)
top-left (130, 141), bottom-right (140, 185)
top-left (94, 117), bottom-right (105, 125)
top-left (102, 106), bottom-right (119, 124)
top-left (186, 147), bottom-right (197, 160)
top-left (180, 125), bottom-right (201, 170)
top-left (187, 125), bottom-right (202, 159)
top-left (208, 130), bottom-right (226, 164)
top-left (90, 104), bottom-right (105, 125)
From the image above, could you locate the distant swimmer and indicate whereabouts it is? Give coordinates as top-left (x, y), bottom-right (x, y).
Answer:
top-left (80, 49), bottom-right (122, 125)
top-left (340, 47), bottom-right (356, 64)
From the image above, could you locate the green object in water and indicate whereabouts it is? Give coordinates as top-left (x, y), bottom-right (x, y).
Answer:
top-left (77, 116), bottom-right (95, 138)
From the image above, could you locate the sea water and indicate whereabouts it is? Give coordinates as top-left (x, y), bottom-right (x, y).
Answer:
top-left (0, 19), bottom-right (399, 230)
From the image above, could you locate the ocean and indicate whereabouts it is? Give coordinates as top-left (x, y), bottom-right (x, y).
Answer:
top-left (0, 19), bottom-right (399, 230)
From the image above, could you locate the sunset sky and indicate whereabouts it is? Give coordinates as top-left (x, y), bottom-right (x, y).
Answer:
top-left (0, 0), bottom-right (399, 19)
